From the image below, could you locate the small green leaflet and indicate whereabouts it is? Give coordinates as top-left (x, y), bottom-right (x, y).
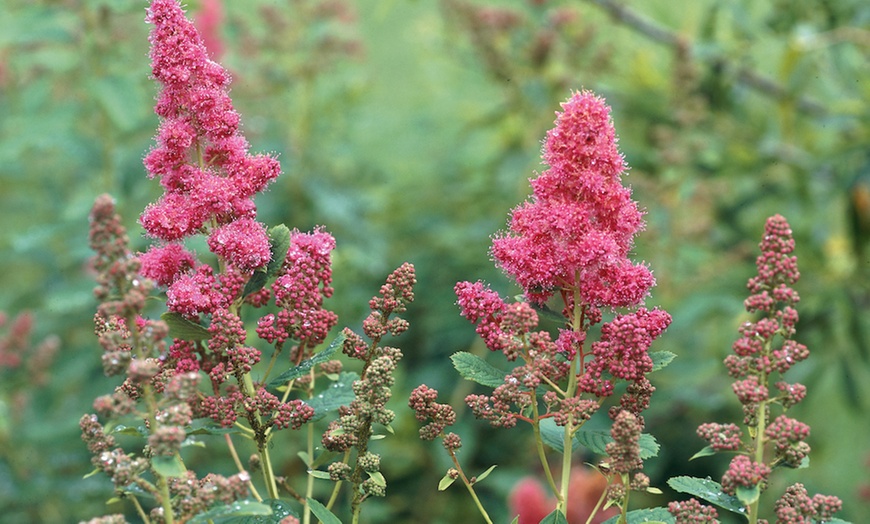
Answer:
top-left (539, 509), bottom-right (569, 524)
top-left (667, 476), bottom-right (746, 515)
top-left (649, 351), bottom-right (676, 372)
top-left (450, 351), bottom-right (508, 388)
top-left (474, 465), bottom-right (497, 484)
top-left (162, 311), bottom-right (211, 341)
top-left (602, 507), bottom-right (674, 524)
top-left (267, 332), bottom-right (347, 388)
top-left (438, 473), bottom-right (457, 491)
top-left (151, 454), bottom-right (186, 478)
top-left (689, 445), bottom-right (717, 461)
top-left (736, 484), bottom-right (760, 506)
top-left (307, 497), bottom-right (341, 524)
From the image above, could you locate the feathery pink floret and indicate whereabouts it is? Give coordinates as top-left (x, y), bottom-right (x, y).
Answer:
top-left (491, 91), bottom-right (653, 306)
top-left (138, 243), bottom-right (196, 286)
top-left (207, 218), bottom-right (271, 271)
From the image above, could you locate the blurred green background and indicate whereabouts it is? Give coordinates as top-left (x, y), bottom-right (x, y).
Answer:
top-left (1, 0), bottom-right (869, 522)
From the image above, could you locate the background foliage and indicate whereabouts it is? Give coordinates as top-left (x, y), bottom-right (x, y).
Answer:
top-left (1, 0), bottom-right (868, 522)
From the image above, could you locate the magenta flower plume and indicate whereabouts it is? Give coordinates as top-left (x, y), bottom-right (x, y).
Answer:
top-left (491, 91), bottom-right (653, 306)
top-left (140, 0), bottom-right (280, 278)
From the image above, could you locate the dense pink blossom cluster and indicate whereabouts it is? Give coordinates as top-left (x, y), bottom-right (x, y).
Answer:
top-left (138, 0), bottom-right (281, 308)
top-left (408, 384), bottom-right (458, 443)
top-left (696, 422), bottom-right (743, 451)
top-left (579, 307), bottom-right (671, 398)
top-left (667, 498), bottom-right (718, 523)
top-left (720, 455), bottom-right (771, 496)
top-left (490, 91), bottom-right (654, 307)
top-left (256, 229), bottom-right (338, 353)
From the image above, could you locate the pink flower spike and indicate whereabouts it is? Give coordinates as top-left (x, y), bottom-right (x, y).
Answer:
top-left (491, 91), bottom-right (653, 307)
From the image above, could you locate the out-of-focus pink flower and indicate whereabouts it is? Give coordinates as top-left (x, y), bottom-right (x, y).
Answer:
top-left (491, 91), bottom-right (653, 307)
top-left (195, 0), bottom-right (224, 59)
top-left (508, 467), bottom-right (618, 523)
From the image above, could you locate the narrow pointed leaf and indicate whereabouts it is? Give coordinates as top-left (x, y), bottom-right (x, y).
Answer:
top-left (268, 332), bottom-right (347, 388)
top-left (438, 473), bottom-right (457, 491)
top-left (307, 497), bottom-right (341, 524)
top-left (689, 445), bottom-right (718, 461)
top-left (475, 465), bottom-right (497, 483)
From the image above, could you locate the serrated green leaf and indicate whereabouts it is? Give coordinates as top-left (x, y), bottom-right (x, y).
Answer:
top-left (307, 497), bottom-right (341, 524)
top-left (735, 484), bottom-right (760, 506)
top-left (438, 473), bottom-right (457, 491)
top-left (308, 470), bottom-right (331, 480)
top-left (162, 311), bottom-right (211, 341)
top-left (306, 371), bottom-right (359, 421)
top-left (689, 445), bottom-right (718, 461)
top-left (602, 507), bottom-right (675, 524)
top-left (475, 465), bottom-right (497, 483)
top-left (151, 454), bottom-right (186, 478)
top-left (539, 418), bottom-right (570, 454)
top-left (650, 351), bottom-right (677, 372)
top-left (268, 333), bottom-right (347, 388)
top-left (667, 476), bottom-right (746, 515)
top-left (540, 509), bottom-right (569, 524)
top-left (450, 351), bottom-right (508, 388)
top-left (638, 433), bottom-right (661, 459)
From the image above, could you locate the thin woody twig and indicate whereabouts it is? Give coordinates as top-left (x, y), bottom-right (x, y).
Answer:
top-left (584, 0), bottom-right (828, 116)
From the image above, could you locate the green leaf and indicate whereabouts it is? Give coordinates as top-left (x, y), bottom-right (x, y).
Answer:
top-left (186, 418), bottom-right (241, 436)
top-left (667, 476), bottom-right (746, 515)
top-left (188, 498), bottom-right (296, 524)
top-left (242, 270), bottom-right (269, 298)
top-left (162, 311), bottom-right (211, 341)
top-left (268, 333), bottom-right (347, 388)
top-left (306, 371), bottom-right (359, 421)
top-left (574, 430), bottom-right (660, 460)
top-left (307, 497), bottom-right (341, 524)
top-left (242, 225), bottom-right (291, 297)
top-left (540, 509), bottom-right (569, 524)
top-left (368, 471), bottom-right (386, 486)
top-left (151, 454), bottom-right (187, 478)
top-left (266, 225), bottom-right (291, 277)
top-left (650, 351), bottom-right (677, 372)
top-left (475, 465), bottom-right (497, 483)
top-left (510, 517), bottom-right (520, 524)
top-left (603, 507), bottom-right (675, 524)
top-left (539, 418), bottom-right (570, 454)
top-left (438, 473), bottom-right (457, 491)
top-left (308, 470), bottom-right (331, 480)
top-left (450, 351), bottom-right (508, 388)
top-left (689, 445), bottom-right (718, 461)
top-left (735, 484), bottom-right (760, 506)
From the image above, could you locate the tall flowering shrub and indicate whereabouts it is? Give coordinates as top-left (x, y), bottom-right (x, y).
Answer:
top-left (668, 215), bottom-right (844, 524)
top-left (412, 91), bottom-right (673, 523)
top-left (81, 2), bottom-right (413, 523)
